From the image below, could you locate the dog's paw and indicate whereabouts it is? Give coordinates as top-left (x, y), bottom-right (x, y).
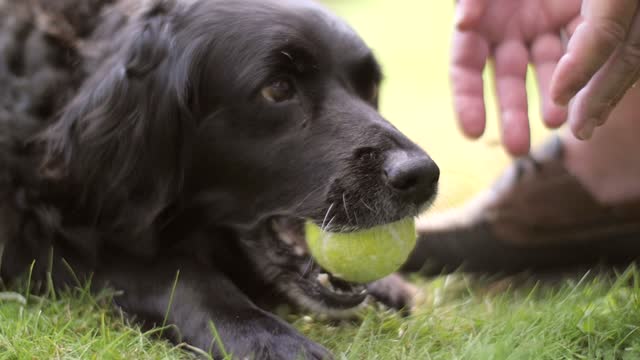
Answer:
top-left (367, 273), bottom-right (419, 311)
top-left (247, 329), bottom-right (331, 360)
top-left (212, 312), bottom-right (332, 360)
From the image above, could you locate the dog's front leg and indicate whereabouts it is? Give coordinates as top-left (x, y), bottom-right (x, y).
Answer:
top-left (97, 258), bottom-right (331, 360)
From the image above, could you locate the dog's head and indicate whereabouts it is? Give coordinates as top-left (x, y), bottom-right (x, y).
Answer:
top-left (189, 0), bottom-right (440, 231)
top-left (41, 0), bottom-right (439, 314)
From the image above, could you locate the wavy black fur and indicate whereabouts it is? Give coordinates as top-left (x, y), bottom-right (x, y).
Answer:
top-left (0, 1), bottom-right (438, 358)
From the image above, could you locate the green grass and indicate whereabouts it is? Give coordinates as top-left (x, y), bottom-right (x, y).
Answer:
top-left (298, 270), bottom-right (640, 360)
top-left (0, 286), bottom-right (192, 359)
top-left (4, 270), bottom-right (640, 359)
top-left (2, 1), bottom-right (636, 359)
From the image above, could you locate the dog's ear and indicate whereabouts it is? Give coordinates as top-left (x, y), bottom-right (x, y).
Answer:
top-left (40, 0), bottom-right (194, 224)
top-left (124, 1), bottom-right (173, 78)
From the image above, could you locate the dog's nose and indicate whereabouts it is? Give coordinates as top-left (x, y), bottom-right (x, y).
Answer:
top-left (383, 152), bottom-right (439, 200)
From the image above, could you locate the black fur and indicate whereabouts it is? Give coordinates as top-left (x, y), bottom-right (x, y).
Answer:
top-left (0, 0), bottom-right (439, 358)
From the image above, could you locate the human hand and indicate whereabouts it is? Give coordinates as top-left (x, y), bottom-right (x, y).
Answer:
top-left (450, 0), bottom-right (581, 155)
top-left (550, 0), bottom-right (640, 140)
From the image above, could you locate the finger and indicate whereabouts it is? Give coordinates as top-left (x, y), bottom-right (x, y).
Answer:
top-left (568, 9), bottom-right (640, 139)
top-left (455, 0), bottom-right (488, 31)
top-left (545, 0), bottom-right (583, 30)
top-left (493, 41), bottom-right (530, 156)
top-left (531, 34), bottom-right (568, 128)
top-left (565, 16), bottom-right (584, 36)
top-left (551, 0), bottom-right (638, 106)
top-left (450, 30), bottom-right (490, 138)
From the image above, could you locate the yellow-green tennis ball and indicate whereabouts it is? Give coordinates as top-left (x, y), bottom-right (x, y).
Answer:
top-left (305, 218), bottom-right (416, 283)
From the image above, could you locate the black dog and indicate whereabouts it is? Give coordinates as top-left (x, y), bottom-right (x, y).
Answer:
top-left (0, 0), bottom-right (439, 358)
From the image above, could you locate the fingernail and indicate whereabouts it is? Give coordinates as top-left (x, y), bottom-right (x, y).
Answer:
top-left (577, 124), bottom-right (594, 140)
top-left (454, 8), bottom-right (466, 28)
top-left (596, 108), bottom-right (614, 126)
top-left (556, 85), bottom-right (582, 107)
top-left (454, 5), bottom-right (476, 29)
top-left (554, 93), bottom-right (572, 107)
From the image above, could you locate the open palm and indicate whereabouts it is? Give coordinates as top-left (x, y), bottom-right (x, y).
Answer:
top-left (451, 0), bottom-right (581, 155)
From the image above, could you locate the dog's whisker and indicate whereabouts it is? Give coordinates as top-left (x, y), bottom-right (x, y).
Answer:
top-left (321, 203), bottom-right (334, 229)
top-left (292, 186), bottom-right (324, 213)
top-left (299, 258), bottom-right (314, 279)
top-left (359, 199), bottom-right (376, 214)
top-left (322, 216), bottom-right (336, 232)
top-left (342, 193), bottom-right (351, 223)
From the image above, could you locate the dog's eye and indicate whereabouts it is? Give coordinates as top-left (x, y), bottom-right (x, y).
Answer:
top-left (261, 79), bottom-right (295, 103)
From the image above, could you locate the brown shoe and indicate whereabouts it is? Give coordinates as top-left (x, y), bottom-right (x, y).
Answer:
top-left (402, 137), bottom-right (640, 275)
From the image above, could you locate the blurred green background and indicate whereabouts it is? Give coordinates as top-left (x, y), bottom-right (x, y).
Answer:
top-left (326, 0), bottom-right (553, 212)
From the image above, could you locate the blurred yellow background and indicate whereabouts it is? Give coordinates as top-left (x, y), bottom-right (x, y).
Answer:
top-left (326, 0), bottom-right (553, 212)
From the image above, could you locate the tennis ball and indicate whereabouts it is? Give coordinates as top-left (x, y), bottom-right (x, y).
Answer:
top-left (305, 218), bottom-right (416, 283)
